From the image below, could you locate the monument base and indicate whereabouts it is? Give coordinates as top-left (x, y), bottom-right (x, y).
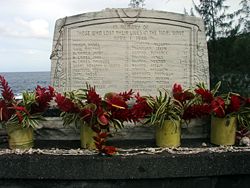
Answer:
top-left (0, 139), bottom-right (250, 188)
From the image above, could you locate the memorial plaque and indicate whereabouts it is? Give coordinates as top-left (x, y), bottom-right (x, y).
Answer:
top-left (51, 8), bottom-right (209, 95)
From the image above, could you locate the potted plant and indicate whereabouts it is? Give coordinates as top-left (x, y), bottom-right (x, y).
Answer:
top-left (55, 85), bottom-right (150, 155)
top-left (144, 84), bottom-right (193, 147)
top-left (194, 82), bottom-right (250, 146)
top-left (0, 75), bottom-right (55, 149)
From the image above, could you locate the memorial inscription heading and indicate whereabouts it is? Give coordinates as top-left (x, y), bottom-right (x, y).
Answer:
top-left (51, 9), bottom-right (209, 95)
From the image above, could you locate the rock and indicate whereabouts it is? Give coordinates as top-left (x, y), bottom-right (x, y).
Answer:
top-left (240, 136), bottom-right (250, 146)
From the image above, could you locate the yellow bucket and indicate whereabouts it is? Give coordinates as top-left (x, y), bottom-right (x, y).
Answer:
top-left (155, 120), bottom-right (181, 147)
top-left (210, 116), bottom-right (237, 146)
top-left (80, 123), bottom-right (97, 149)
top-left (6, 124), bottom-right (34, 150)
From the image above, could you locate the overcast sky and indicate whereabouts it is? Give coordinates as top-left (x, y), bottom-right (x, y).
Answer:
top-left (0, 0), bottom-right (241, 72)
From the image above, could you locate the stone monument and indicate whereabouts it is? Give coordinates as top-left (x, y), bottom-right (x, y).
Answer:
top-left (48, 8), bottom-right (209, 140)
top-left (51, 8), bottom-right (209, 96)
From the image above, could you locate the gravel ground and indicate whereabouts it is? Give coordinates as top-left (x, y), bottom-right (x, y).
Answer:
top-left (1, 145), bottom-right (250, 156)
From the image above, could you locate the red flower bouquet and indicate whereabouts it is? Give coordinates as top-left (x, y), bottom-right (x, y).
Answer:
top-left (55, 85), bottom-right (151, 155)
top-left (192, 82), bottom-right (250, 145)
top-left (193, 82), bottom-right (250, 119)
top-left (0, 75), bottom-right (55, 149)
top-left (0, 75), bottom-right (55, 128)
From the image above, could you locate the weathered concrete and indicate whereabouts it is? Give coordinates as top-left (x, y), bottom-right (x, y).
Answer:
top-left (1, 176), bottom-right (250, 188)
top-left (0, 116), bottom-right (210, 142)
top-left (1, 139), bottom-right (250, 188)
top-left (0, 140), bottom-right (250, 180)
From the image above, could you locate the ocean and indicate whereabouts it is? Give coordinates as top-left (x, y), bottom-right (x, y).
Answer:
top-left (0, 72), bottom-right (50, 95)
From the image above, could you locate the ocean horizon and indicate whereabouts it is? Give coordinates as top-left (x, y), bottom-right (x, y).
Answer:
top-left (0, 71), bottom-right (51, 95)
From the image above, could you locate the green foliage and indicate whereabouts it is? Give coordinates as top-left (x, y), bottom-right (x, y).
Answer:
top-left (7, 91), bottom-right (46, 128)
top-left (22, 91), bottom-right (36, 110)
top-left (184, 7), bottom-right (195, 16)
top-left (193, 1), bottom-right (250, 97)
top-left (60, 88), bottom-right (96, 127)
top-left (145, 90), bottom-right (182, 127)
top-left (8, 113), bottom-right (45, 129)
top-left (236, 0), bottom-right (250, 34)
top-left (238, 107), bottom-right (250, 129)
top-left (193, 0), bottom-right (233, 40)
top-left (64, 89), bottom-right (87, 108)
top-left (61, 111), bottom-right (80, 127)
top-left (128, 0), bottom-right (145, 8)
top-left (209, 32), bottom-right (250, 96)
top-left (109, 118), bottom-right (123, 131)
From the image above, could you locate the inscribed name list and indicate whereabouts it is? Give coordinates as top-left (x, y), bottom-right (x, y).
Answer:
top-left (70, 23), bottom-right (191, 95)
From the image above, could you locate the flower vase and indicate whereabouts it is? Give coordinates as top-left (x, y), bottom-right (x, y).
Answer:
top-left (6, 124), bottom-right (34, 150)
top-left (155, 120), bottom-right (181, 147)
top-left (80, 123), bottom-right (96, 149)
top-left (210, 116), bottom-right (237, 146)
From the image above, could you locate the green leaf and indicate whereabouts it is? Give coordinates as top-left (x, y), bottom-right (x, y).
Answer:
top-left (212, 81), bottom-right (221, 96)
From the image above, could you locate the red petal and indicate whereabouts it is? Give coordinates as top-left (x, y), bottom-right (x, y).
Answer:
top-left (172, 83), bottom-right (182, 94)
top-left (16, 111), bottom-right (23, 123)
top-left (98, 114), bottom-right (109, 125)
top-left (94, 142), bottom-right (103, 150)
top-left (103, 146), bottom-right (117, 155)
top-left (93, 136), bottom-right (101, 142)
top-left (99, 132), bottom-right (108, 138)
top-left (91, 126), bottom-right (101, 133)
top-left (211, 97), bottom-right (225, 117)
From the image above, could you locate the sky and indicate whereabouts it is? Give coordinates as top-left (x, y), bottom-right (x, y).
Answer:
top-left (0, 0), bottom-right (241, 72)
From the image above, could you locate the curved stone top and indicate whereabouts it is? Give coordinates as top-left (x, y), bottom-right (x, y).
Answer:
top-left (58, 8), bottom-right (204, 28)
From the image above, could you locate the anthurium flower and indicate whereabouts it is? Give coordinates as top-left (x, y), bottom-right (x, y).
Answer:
top-left (79, 108), bottom-right (93, 122)
top-left (211, 97), bottom-right (225, 118)
top-left (105, 92), bottom-right (127, 109)
top-left (79, 103), bottom-right (96, 122)
top-left (97, 112), bottom-right (109, 126)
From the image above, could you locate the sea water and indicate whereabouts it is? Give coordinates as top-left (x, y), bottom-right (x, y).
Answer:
top-left (0, 72), bottom-right (50, 95)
